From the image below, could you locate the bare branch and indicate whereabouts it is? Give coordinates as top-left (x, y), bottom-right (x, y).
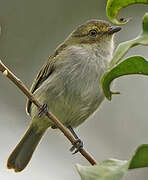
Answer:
top-left (0, 60), bottom-right (97, 166)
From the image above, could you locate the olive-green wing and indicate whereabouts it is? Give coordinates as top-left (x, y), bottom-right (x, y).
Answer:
top-left (26, 57), bottom-right (55, 115)
top-left (26, 42), bottom-right (67, 115)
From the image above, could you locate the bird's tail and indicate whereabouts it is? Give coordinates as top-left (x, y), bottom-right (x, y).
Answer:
top-left (7, 122), bottom-right (47, 172)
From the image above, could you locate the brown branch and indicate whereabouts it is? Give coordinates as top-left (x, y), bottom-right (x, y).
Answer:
top-left (0, 60), bottom-right (97, 166)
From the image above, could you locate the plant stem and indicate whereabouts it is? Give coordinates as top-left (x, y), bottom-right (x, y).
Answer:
top-left (0, 60), bottom-right (97, 166)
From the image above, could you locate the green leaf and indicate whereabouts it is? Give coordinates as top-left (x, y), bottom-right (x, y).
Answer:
top-left (106, 0), bottom-right (148, 25)
top-left (76, 145), bottom-right (148, 179)
top-left (129, 144), bottom-right (148, 169)
top-left (76, 159), bottom-right (128, 180)
top-left (101, 56), bottom-right (148, 100)
top-left (109, 13), bottom-right (148, 68)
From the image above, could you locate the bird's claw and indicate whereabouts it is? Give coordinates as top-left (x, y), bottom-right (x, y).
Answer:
top-left (70, 139), bottom-right (83, 154)
top-left (38, 103), bottom-right (48, 117)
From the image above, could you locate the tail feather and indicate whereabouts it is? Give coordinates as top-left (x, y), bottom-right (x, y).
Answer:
top-left (7, 124), bottom-right (46, 172)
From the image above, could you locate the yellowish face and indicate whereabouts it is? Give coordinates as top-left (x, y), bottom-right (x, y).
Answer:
top-left (74, 20), bottom-right (110, 36)
top-left (67, 19), bottom-right (121, 45)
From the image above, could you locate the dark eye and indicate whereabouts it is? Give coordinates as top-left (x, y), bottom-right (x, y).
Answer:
top-left (89, 29), bottom-right (97, 36)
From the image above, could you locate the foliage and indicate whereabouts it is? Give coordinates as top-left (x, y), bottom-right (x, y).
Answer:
top-left (77, 145), bottom-right (148, 180)
top-left (77, 0), bottom-right (148, 179)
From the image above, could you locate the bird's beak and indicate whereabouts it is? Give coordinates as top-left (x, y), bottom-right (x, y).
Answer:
top-left (108, 26), bottom-right (122, 35)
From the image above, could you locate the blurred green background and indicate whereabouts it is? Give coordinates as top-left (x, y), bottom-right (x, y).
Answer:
top-left (0, 0), bottom-right (148, 179)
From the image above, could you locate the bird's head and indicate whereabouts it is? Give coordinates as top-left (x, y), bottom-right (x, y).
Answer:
top-left (66, 19), bottom-right (121, 46)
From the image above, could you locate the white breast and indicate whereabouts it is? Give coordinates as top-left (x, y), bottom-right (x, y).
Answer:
top-left (32, 42), bottom-right (114, 128)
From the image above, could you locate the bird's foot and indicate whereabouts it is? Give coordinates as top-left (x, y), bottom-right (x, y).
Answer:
top-left (70, 138), bottom-right (83, 154)
top-left (38, 103), bottom-right (49, 117)
top-left (68, 125), bottom-right (83, 154)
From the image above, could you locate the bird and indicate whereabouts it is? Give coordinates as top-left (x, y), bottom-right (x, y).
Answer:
top-left (7, 19), bottom-right (121, 172)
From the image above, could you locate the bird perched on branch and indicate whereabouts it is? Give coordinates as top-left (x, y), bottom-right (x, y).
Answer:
top-left (7, 19), bottom-right (121, 172)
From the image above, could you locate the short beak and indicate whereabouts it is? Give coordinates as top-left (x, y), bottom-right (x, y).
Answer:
top-left (108, 26), bottom-right (122, 35)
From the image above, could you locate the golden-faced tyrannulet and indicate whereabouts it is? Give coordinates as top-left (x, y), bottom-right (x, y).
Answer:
top-left (7, 19), bottom-right (121, 172)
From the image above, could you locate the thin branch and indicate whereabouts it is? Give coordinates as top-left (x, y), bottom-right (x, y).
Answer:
top-left (0, 60), bottom-right (97, 166)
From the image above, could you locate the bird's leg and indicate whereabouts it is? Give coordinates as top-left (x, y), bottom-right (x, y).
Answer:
top-left (38, 103), bottom-right (49, 117)
top-left (68, 126), bottom-right (83, 154)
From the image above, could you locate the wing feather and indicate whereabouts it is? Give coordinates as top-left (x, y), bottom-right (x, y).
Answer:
top-left (26, 43), bottom-right (67, 115)
top-left (26, 57), bottom-right (55, 114)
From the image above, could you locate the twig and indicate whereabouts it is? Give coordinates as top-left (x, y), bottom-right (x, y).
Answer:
top-left (0, 60), bottom-right (97, 166)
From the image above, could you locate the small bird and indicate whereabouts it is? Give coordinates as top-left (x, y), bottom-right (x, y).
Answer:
top-left (7, 19), bottom-right (121, 172)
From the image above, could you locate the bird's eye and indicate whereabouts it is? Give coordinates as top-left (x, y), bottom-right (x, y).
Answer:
top-left (89, 29), bottom-right (97, 36)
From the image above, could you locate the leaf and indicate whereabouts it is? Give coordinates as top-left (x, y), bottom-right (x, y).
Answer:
top-left (76, 145), bottom-right (148, 179)
top-left (129, 144), bottom-right (148, 169)
top-left (109, 13), bottom-right (148, 68)
top-left (76, 159), bottom-right (128, 180)
top-left (101, 56), bottom-right (148, 100)
top-left (106, 0), bottom-right (148, 25)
